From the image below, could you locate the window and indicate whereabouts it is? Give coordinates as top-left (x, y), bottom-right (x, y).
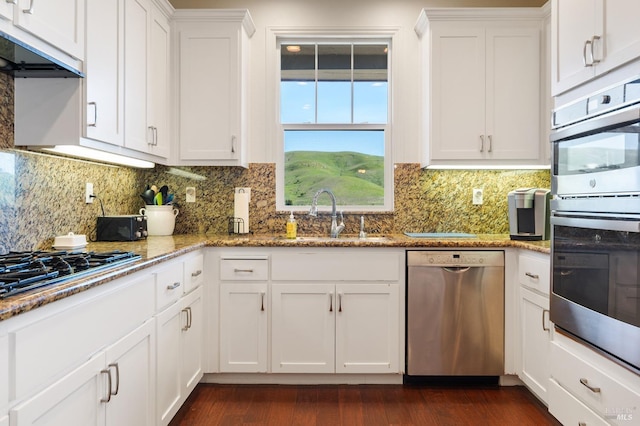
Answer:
top-left (276, 39), bottom-right (392, 211)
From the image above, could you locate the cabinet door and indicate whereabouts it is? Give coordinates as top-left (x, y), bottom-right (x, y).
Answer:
top-left (155, 301), bottom-right (182, 426)
top-left (599, 0), bottom-right (640, 76)
top-left (219, 283), bottom-right (268, 373)
top-left (124, 0), bottom-right (151, 154)
top-left (14, 0), bottom-right (85, 59)
top-left (520, 287), bottom-right (550, 404)
top-left (486, 26), bottom-right (541, 161)
top-left (335, 284), bottom-right (400, 374)
top-left (177, 25), bottom-right (240, 162)
top-left (147, 4), bottom-right (170, 159)
top-left (85, 0), bottom-right (124, 146)
top-left (551, 0), bottom-right (598, 95)
top-left (271, 284), bottom-right (335, 373)
top-left (430, 24), bottom-right (486, 160)
top-left (0, 1), bottom-right (12, 21)
top-left (10, 353), bottom-right (106, 426)
top-left (181, 287), bottom-right (204, 396)
top-left (0, 415), bottom-right (7, 426)
top-left (105, 320), bottom-right (155, 426)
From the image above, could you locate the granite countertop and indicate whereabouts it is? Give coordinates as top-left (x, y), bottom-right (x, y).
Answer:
top-left (0, 233), bottom-right (549, 322)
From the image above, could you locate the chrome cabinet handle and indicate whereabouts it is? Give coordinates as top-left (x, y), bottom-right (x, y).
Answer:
top-left (108, 363), bottom-right (120, 396)
top-left (525, 272), bottom-right (539, 280)
top-left (542, 309), bottom-right (550, 331)
top-left (479, 135), bottom-right (485, 152)
top-left (181, 307), bottom-right (192, 331)
top-left (329, 292), bottom-right (333, 312)
top-left (260, 291), bottom-right (265, 311)
top-left (487, 135), bottom-right (492, 153)
top-left (579, 378), bottom-right (601, 393)
top-left (22, 0), bottom-right (34, 14)
top-left (583, 39), bottom-right (593, 66)
top-left (590, 35), bottom-right (601, 64)
top-left (231, 135), bottom-right (236, 153)
top-left (100, 369), bottom-right (112, 403)
top-left (147, 126), bottom-right (158, 146)
top-left (338, 293), bottom-right (343, 312)
top-left (234, 268), bottom-right (254, 273)
top-left (88, 102), bottom-right (97, 127)
top-left (6, 0), bottom-right (17, 5)
top-left (578, 423), bottom-right (586, 426)
top-left (167, 282), bottom-right (181, 290)
top-left (191, 269), bottom-right (202, 277)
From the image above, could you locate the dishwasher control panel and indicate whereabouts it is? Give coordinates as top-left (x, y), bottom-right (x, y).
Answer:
top-left (407, 250), bottom-right (504, 267)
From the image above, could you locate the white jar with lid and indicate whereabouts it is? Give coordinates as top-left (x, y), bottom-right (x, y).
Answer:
top-left (140, 205), bottom-right (179, 236)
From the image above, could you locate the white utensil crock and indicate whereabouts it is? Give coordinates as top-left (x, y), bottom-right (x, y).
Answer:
top-left (140, 205), bottom-right (179, 236)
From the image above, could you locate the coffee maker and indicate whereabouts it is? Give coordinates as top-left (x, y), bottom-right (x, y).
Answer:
top-left (508, 188), bottom-right (551, 240)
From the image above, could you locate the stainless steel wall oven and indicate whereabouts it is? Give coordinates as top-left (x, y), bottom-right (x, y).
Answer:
top-left (550, 76), bottom-right (640, 374)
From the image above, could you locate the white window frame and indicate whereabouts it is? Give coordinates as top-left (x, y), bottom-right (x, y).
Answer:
top-left (268, 27), bottom-right (398, 213)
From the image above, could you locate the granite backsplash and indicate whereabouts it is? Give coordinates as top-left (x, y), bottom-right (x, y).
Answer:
top-left (0, 72), bottom-right (550, 251)
top-left (0, 154), bottom-right (549, 251)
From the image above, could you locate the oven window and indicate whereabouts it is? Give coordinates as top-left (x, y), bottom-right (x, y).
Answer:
top-left (553, 224), bottom-right (640, 327)
top-left (554, 128), bottom-right (640, 175)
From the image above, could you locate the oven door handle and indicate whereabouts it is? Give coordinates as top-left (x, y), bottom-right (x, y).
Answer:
top-left (552, 215), bottom-right (640, 232)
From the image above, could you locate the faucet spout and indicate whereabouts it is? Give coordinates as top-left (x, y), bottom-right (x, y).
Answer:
top-left (309, 188), bottom-right (345, 238)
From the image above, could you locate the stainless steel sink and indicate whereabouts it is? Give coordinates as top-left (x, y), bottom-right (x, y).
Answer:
top-left (279, 236), bottom-right (393, 243)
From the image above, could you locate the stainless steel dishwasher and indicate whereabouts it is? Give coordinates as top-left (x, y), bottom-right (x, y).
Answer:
top-left (406, 250), bottom-right (504, 376)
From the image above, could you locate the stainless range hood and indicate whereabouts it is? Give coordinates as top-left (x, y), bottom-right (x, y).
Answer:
top-left (0, 31), bottom-right (83, 78)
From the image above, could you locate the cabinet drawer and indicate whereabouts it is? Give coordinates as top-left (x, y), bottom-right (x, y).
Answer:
top-left (155, 261), bottom-right (185, 310)
top-left (548, 379), bottom-right (609, 426)
top-left (550, 340), bottom-right (640, 420)
top-left (184, 252), bottom-right (204, 293)
top-left (220, 256), bottom-right (269, 281)
top-left (11, 274), bottom-right (154, 402)
top-left (271, 251), bottom-right (400, 282)
top-left (518, 253), bottom-right (550, 295)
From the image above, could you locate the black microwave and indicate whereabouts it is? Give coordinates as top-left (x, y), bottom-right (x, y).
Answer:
top-left (96, 215), bottom-right (147, 241)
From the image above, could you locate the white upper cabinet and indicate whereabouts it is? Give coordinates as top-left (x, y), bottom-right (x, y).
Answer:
top-left (124, 0), bottom-right (172, 160)
top-left (551, 0), bottom-right (640, 95)
top-left (416, 8), bottom-right (547, 168)
top-left (0, 2), bottom-right (12, 21)
top-left (85, 0), bottom-right (124, 146)
top-left (13, 0), bottom-right (84, 60)
top-left (171, 10), bottom-right (255, 167)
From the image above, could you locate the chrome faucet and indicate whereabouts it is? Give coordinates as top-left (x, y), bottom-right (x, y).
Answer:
top-left (309, 188), bottom-right (345, 238)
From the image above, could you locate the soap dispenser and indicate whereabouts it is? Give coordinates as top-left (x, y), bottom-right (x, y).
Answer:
top-left (286, 212), bottom-right (297, 239)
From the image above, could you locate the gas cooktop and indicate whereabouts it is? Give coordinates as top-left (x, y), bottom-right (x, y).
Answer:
top-left (0, 250), bottom-right (141, 299)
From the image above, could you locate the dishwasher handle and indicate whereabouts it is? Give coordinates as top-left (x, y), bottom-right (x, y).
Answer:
top-left (442, 266), bottom-right (471, 273)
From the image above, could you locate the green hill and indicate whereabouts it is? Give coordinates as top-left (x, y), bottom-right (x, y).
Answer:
top-left (285, 151), bottom-right (384, 206)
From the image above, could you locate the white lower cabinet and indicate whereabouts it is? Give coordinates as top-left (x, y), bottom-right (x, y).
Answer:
top-left (271, 283), bottom-right (335, 373)
top-left (10, 319), bottom-right (155, 426)
top-left (517, 250), bottom-right (551, 405)
top-left (519, 287), bottom-right (550, 403)
top-left (271, 282), bottom-right (400, 374)
top-left (549, 332), bottom-right (640, 425)
top-left (219, 283), bottom-right (268, 373)
top-left (213, 247), bottom-right (404, 379)
top-left (335, 284), bottom-right (400, 373)
top-left (0, 416), bottom-right (7, 426)
top-left (156, 286), bottom-right (204, 426)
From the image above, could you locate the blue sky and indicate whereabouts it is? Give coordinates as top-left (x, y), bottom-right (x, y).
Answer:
top-left (281, 80), bottom-right (387, 157)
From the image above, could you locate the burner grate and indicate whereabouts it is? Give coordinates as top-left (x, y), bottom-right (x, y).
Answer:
top-left (0, 250), bottom-right (141, 299)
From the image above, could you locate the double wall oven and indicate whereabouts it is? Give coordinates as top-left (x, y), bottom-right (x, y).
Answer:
top-left (550, 77), bottom-right (640, 374)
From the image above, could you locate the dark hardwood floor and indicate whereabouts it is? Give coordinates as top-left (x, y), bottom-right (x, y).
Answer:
top-left (169, 383), bottom-right (560, 426)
